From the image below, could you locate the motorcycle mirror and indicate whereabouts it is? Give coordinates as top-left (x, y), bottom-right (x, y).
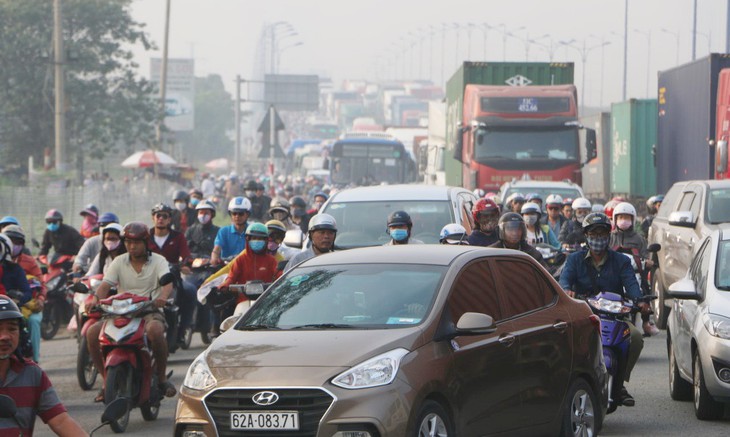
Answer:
top-left (71, 282), bottom-right (90, 293)
top-left (647, 243), bottom-right (661, 253)
top-left (101, 398), bottom-right (129, 424)
top-left (0, 394), bottom-right (17, 418)
top-left (159, 273), bottom-right (174, 287)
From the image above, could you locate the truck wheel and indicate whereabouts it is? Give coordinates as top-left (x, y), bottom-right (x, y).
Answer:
top-left (652, 273), bottom-right (669, 329)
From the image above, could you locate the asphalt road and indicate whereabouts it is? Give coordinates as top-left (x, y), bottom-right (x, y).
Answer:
top-left (31, 327), bottom-right (730, 436)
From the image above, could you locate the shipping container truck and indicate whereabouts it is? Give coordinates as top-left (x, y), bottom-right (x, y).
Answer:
top-left (657, 53), bottom-right (730, 193)
top-left (423, 101), bottom-right (447, 185)
top-left (610, 99), bottom-right (657, 200)
top-left (445, 61), bottom-right (596, 190)
top-left (579, 112), bottom-right (611, 201)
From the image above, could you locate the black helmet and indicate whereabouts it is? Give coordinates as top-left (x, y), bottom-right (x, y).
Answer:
top-left (151, 203), bottom-right (173, 215)
top-left (256, 182), bottom-right (266, 191)
top-left (245, 179), bottom-right (258, 191)
top-left (122, 221), bottom-right (150, 241)
top-left (0, 296), bottom-right (23, 321)
top-left (387, 210), bottom-right (412, 228)
top-left (172, 190), bottom-right (189, 202)
top-left (188, 188), bottom-right (203, 198)
top-left (498, 212), bottom-right (526, 242)
top-left (582, 212), bottom-right (612, 234)
top-left (290, 196), bottom-right (307, 209)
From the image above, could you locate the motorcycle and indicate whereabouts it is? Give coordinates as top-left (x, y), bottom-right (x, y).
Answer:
top-left (207, 281), bottom-right (269, 332)
top-left (583, 291), bottom-right (655, 414)
top-left (37, 254), bottom-right (75, 340)
top-left (535, 243), bottom-right (566, 279)
top-left (71, 275), bottom-right (104, 391)
top-left (92, 273), bottom-right (174, 433)
top-left (179, 258), bottom-right (221, 348)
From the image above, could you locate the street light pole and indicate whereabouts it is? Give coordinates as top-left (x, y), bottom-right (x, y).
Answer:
top-left (661, 28), bottom-right (680, 65)
top-left (560, 39), bottom-right (611, 109)
top-left (692, 0), bottom-right (698, 60)
top-left (622, 0), bottom-right (628, 101)
top-left (634, 29), bottom-right (651, 97)
top-left (53, 0), bottom-right (67, 172)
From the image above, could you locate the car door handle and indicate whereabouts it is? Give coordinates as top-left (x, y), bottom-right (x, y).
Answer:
top-left (553, 321), bottom-right (568, 333)
top-left (498, 334), bottom-right (516, 347)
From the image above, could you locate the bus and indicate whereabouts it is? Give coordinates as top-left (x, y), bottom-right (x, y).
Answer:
top-left (329, 138), bottom-right (416, 187)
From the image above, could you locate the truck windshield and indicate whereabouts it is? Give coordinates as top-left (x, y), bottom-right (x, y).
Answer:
top-left (474, 128), bottom-right (578, 167)
top-left (707, 189), bottom-right (730, 223)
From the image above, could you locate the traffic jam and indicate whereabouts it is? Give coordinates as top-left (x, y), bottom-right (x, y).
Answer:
top-left (1, 1), bottom-right (730, 437)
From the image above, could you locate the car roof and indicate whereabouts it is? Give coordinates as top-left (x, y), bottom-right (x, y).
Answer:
top-left (503, 180), bottom-right (580, 189)
top-left (330, 184), bottom-right (469, 202)
top-left (692, 179), bottom-right (730, 189)
top-left (298, 245), bottom-right (529, 267)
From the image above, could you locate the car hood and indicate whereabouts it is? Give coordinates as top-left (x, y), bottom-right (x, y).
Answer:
top-left (206, 328), bottom-right (425, 369)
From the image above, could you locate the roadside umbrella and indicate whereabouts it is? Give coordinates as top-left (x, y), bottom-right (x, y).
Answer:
top-left (204, 158), bottom-right (229, 171)
top-left (121, 149), bottom-right (177, 168)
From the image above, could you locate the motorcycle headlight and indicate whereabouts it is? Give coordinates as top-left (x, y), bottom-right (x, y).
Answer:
top-left (703, 313), bottom-right (730, 340)
top-left (587, 297), bottom-right (631, 314)
top-left (332, 348), bottom-right (409, 390)
top-left (184, 352), bottom-right (217, 391)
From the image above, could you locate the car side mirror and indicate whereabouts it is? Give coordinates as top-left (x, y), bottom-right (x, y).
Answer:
top-left (668, 211), bottom-right (696, 228)
top-left (284, 229), bottom-right (304, 249)
top-left (667, 278), bottom-right (700, 300)
top-left (159, 273), bottom-right (175, 287)
top-left (455, 312), bottom-right (497, 335)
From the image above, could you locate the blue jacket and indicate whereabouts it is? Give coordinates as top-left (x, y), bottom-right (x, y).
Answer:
top-left (467, 230), bottom-right (499, 247)
top-left (558, 249), bottom-right (642, 300)
top-left (1, 261), bottom-right (32, 304)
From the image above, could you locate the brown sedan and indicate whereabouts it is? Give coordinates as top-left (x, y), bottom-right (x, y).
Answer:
top-left (175, 245), bottom-right (607, 437)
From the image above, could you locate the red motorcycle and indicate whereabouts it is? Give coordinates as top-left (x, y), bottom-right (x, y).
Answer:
top-left (37, 254), bottom-right (75, 340)
top-left (72, 275), bottom-right (104, 391)
top-left (96, 274), bottom-right (173, 433)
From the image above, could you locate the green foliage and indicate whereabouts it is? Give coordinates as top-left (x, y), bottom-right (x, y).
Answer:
top-left (0, 0), bottom-right (158, 166)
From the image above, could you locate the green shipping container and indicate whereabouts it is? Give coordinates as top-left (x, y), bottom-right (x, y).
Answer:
top-left (444, 62), bottom-right (575, 186)
top-left (610, 99), bottom-right (657, 199)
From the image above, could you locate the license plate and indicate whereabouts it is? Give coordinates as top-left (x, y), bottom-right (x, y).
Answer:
top-left (230, 411), bottom-right (299, 430)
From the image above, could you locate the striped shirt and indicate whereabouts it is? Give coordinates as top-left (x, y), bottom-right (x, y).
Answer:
top-left (0, 354), bottom-right (66, 436)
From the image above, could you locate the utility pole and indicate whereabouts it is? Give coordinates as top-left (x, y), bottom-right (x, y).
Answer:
top-left (235, 75), bottom-right (241, 175)
top-left (622, 0), bottom-right (628, 101)
top-left (53, 0), bottom-right (67, 172)
top-left (692, 0), bottom-right (697, 60)
top-left (156, 0), bottom-right (171, 151)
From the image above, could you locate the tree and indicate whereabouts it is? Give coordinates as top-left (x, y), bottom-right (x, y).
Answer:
top-left (0, 0), bottom-right (158, 170)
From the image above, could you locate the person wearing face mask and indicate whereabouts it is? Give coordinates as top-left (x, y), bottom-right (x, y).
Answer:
top-left (640, 194), bottom-right (664, 239)
top-left (284, 214), bottom-right (338, 273)
top-left (211, 197), bottom-right (252, 266)
top-left (78, 204), bottom-right (99, 239)
top-left (521, 202), bottom-right (560, 249)
top-left (289, 196), bottom-right (311, 233)
top-left (171, 190), bottom-right (194, 232)
top-left (307, 191), bottom-right (329, 215)
top-left (558, 198), bottom-right (592, 250)
top-left (185, 200), bottom-right (220, 260)
top-left (543, 194), bottom-right (568, 237)
top-left (72, 212), bottom-right (119, 276)
top-left (244, 180), bottom-right (266, 222)
top-left (562, 197), bottom-right (574, 220)
top-left (3, 227), bottom-right (45, 363)
top-left (504, 193), bottom-right (526, 214)
top-left (265, 220), bottom-right (297, 264)
top-left (468, 198), bottom-right (500, 247)
top-left (384, 211), bottom-right (423, 246)
top-left (489, 213), bottom-right (548, 267)
top-left (38, 209), bottom-right (85, 260)
top-left (559, 212), bottom-right (646, 407)
top-left (268, 199), bottom-right (298, 231)
top-left (85, 224), bottom-right (126, 276)
top-left (218, 223), bottom-right (279, 305)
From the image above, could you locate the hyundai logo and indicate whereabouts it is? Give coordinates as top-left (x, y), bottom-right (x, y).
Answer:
top-left (252, 391), bottom-right (279, 406)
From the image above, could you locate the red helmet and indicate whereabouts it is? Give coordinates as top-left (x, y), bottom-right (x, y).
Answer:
top-left (122, 221), bottom-right (149, 241)
top-left (472, 198), bottom-right (500, 222)
top-left (603, 199), bottom-right (620, 219)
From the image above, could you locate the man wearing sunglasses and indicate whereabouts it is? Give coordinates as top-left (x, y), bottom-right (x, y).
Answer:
top-left (543, 194), bottom-right (568, 238)
top-left (38, 209), bottom-right (84, 260)
top-left (211, 197), bottom-right (251, 266)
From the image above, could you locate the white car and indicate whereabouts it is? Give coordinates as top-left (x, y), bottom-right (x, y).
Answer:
top-left (666, 225), bottom-right (730, 419)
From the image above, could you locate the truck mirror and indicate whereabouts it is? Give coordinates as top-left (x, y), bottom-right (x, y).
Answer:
top-left (585, 128), bottom-right (597, 162)
top-left (475, 129), bottom-right (486, 146)
top-left (454, 130), bottom-right (464, 163)
top-left (716, 139), bottom-right (728, 175)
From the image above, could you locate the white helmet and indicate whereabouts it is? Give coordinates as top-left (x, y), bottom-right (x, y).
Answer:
top-left (308, 213), bottom-right (337, 233)
top-left (473, 188), bottom-right (486, 198)
top-left (571, 198), bottom-right (592, 210)
top-left (0, 234), bottom-right (12, 262)
top-left (613, 202), bottom-right (637, 219)
top-left (545, 194), bottom-right (563, 206)
top-left (439, 223), bottom-right (468, 244)
top-left (228, 196), bottom-right (251, 213)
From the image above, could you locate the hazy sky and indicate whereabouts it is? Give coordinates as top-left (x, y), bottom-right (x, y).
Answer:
top-left (130, 0), bottom-right (728, 108)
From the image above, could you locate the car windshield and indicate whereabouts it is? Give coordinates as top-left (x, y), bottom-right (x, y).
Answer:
top-left (323, 200), bottom-right (454, 247)
top-left (715, 241), bottom-right (730, 290)
top-left (707, 189), bottom-right (730, 223)
top-left (237, 264), bottom-right (446, 329)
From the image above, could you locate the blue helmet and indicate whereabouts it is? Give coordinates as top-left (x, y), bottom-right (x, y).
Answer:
top-left (0, 216), bottom-right (19, 226)
top-left (98, 212), bottom-right (119, 226)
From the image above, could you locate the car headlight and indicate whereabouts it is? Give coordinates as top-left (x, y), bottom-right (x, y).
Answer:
top-left (703, 313), bottom-right (730, 340)
top-left (183, 352), bottom-right (217, 391)
top-left (332, 348), bottom-right (409, 390)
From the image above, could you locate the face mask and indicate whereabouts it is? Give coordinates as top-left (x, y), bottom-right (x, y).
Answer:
top-left (249, 240), bottom-right (266, 253)
top-left (175, 201), bottom-right (186, 211)
top-left (586, 235), bottom-right (610, 253)
top-left (47, 222), bottom-right (60, 232)
top-left (245, 190), bottom-right (255, 198)
top-left (524, 215), bottom-right (538, 226)
top-left (313, 202), bottom-right (323, 211)
top-left (390, 228), bottom-right (408, 242)
top-left (198, 214), bottom-right (211, 225)
top-left (190, 198), bottom-right (200, 207)
top-left (104, 240), bottom-right (121, 251)
top-left (574, 212), bottom-right (587, 222)
top-left (11, 244), bottom-right (23, 257)
top-left (616, 218), bottom-right (633, 231)
top-left (267, 241), bottom-right (280, 252)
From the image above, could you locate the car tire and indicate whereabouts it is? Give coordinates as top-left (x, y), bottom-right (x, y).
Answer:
top-left (668, 335), bottom-right (692, 401)
top-left (693, 353), bottom-right (724, 420)
top-left (560, 378), bottom-right (599, 437)
top-left (652, 273), bottom-right (669, 329)
top-left (414, 400), bottom-right (453, 437)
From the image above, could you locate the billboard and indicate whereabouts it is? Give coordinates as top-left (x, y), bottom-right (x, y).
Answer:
top-left (151, 58), bottom-right (194, 131)
top-left (263, 74), bottom-right (319, 111)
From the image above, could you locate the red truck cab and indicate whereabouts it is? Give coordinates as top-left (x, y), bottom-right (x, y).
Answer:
top-left (715, 68), bottom-right (730, 179)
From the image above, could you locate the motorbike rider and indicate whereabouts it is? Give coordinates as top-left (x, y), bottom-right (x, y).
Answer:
top-left (384, 210), bottom-right (423, 245)
top-left (85, 224), bottom-right (127, 276)
top-left (3, 227), bottom-right (45, 363)
top-left (265, 219), bottom-right (298, 263)
top-left (284, 214), bottom-right (338, 272)
top-left (201, 173), bottom-right (216, 198)
top-left (525, 192), bottom-right (543, 210)
top-left (171, 190), bottom-right (195, 232)
top-left (609, 202), bottom-right (658, 336)
top-left (558, 198), bottom-right (592, 250)
top-left (468, 198), bottom-right (500, 247)
top-left (185, 200), bottom-right (220, 261)
top-left (562, 197), bottom-right (574, 220)
top-left (308, 191), bottom-right (328, 215)
top-left (268, 198), bottom-right (298, 231)
top-left (211, 197), bottom-right (251, 265)
top-left (504, 193), bottom-right (526, 214)
top-left (78, 204), bottom-right (100, 239)
top-left (0, 216), bottom-right (20, 233)
top-left (439, 223), bottom-right (469, 245)
top-left (640, 194), bottom-right (664, 238)
top-left (87, 222), bottom-right (175, 402)
top-left (489, 213), bottom-right (548, 267)
top-left (0, 298), bottom-right (88, 436)
top-left (543, 194), bottom-right (568, 237)
top-left (72, 212), bottom-right (120, 276)
top-left (244, 180), bottom-right (266, 222)
top-left (521, 202), bottom-right (560, 249)
top-left (559, 212), bottom-right (646, 406)
top-left (38, 209), bottom-right (85, 260)
top-left (289, 195), bottom-right (311, 233)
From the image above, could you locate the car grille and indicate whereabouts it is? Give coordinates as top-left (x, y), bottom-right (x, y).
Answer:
top-left (204, 388), bottom-right (334, 437)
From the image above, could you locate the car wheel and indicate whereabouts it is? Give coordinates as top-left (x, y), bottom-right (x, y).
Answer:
top-left (652, 274), bottom-right (669, 329)
top-left (693, 353), bottom-right (724, 420)
top-left (560, 378), bottom-right (598, 437)
top-left (414, 400), bottom-right (453, 437)
top-left (668, 336), bottom-right (692, 401)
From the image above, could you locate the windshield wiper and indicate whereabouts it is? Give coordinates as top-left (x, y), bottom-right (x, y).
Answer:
top-left (290, 323), bottom-right (356, 330)
top-left (239, 324), bottom-right (280, 330)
